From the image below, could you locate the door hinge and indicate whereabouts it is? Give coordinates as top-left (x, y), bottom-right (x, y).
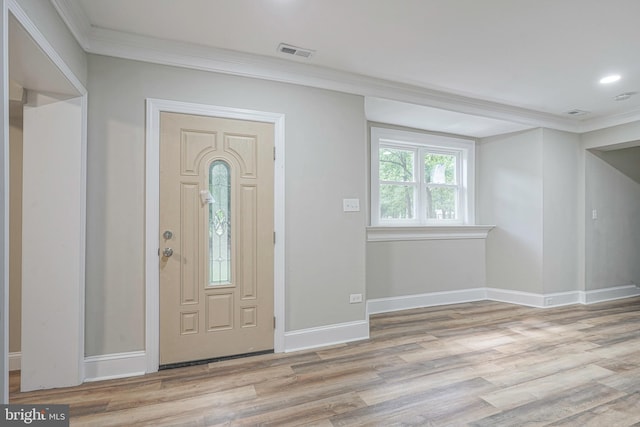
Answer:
top-left (273, 316), bottom-right (276, 329)
top-left (273, 231), bottom-right (276, 244)
top-left (273, 147), bottom-right (276, 160)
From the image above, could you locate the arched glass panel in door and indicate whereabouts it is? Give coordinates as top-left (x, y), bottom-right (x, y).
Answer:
top-left (209, 160), bottom-right (231, 285)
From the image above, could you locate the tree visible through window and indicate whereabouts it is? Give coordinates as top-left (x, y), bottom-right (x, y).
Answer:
top-left (379, 147), bottom-right (415, 220)
top-left (424, 152), bottom-right (457, 220)
top-left (371, 127), bottom-right (474, 225)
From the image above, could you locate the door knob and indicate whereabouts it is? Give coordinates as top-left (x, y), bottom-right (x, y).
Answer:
top-left (162, 248), bottom-right (174, 258)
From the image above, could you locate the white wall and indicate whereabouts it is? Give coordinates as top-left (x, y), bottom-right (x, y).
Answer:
top-left (85, 54), bottom-right (367, 356)
top-left (8, 100), bottom-right (20, 355)
top-left (478, 129), bottom-right (544, 293)
top-left (21, 94), bottom-right (83, 391)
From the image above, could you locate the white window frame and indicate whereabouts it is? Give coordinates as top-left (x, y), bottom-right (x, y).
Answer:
top-left (371, 127), bottom-right (475, 226)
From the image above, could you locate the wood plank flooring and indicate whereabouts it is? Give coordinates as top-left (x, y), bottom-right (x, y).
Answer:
top-left (9, 297), bottom-right (640, 426)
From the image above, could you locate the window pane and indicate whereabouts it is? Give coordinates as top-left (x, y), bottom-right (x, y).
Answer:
top-left (425, 153), bottom-right (457, 184)
top-left (209, 161), bottom-right (231, 285)
top-left (426, 187), bottom-right (457, 220)
top-left (380, 184), bottom-right (415, 220)
top-left (379, 147), bottom-right (414, 182)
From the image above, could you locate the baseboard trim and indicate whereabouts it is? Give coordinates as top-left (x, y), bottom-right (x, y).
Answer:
top-left (9, 352), bottom-right (21, 371)
top-left (367, 288), bottom-right (486, 315)
top-left (84, 351), bottom-right (147, 382)
top-left (284, 320), bottom-right (370, 353)
top-left (485, 288), bottom-right (581, 308)
top-left (581, 285), bottom-right (640, 304)
top-left (368, 285), bottom-right (640, 315)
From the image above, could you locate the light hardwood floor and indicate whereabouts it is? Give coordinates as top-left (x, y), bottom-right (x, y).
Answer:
top-left (10, 297), bottom-right (640, 426)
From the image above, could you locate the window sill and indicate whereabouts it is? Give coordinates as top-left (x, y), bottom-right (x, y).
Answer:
top-left (366, 225), bottom-right (495, 242)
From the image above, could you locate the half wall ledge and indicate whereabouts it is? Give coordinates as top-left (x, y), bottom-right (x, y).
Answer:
top-left (366, 225), bottom-right (495, 242)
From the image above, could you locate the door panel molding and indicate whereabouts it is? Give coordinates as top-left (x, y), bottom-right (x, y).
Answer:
top-left (145, 98), bottom-right (285, 373)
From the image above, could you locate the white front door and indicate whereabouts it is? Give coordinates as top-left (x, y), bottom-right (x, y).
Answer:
top-left (159, 112), bottom-right (274, 365)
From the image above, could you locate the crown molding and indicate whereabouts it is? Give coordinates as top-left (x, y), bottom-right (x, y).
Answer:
top-left (86, 26), bottom-right (585, 132)
top-left (50, 0), bottom-right (92, 50)
top-left (50, 0), bottom-right (639, 134)
top-left (578, 107), bottom-right (640, 133)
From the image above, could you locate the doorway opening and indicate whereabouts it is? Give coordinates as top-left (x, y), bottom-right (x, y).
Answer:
top-left (6, 7), bottom-right (87, 395)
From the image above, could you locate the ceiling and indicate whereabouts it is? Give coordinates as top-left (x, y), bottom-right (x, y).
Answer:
top-left (52, 0), bottom-right (640, 137)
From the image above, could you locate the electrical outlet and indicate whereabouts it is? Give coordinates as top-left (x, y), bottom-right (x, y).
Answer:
top-left (545, 297), bottom-right (553, 306)
top-left (349, 293), bottom-right (363, 304)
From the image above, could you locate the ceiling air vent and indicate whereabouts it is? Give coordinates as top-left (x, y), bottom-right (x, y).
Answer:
top-left (277, 43), bottom-right (315, 59)
top-left (614, 92), bottom-right (638, 101)
top-left (565, 109), bottom-right (590, 117)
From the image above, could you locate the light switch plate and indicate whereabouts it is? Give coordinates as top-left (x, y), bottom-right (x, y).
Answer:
top-left (349, 293), bottom-right (363, 303)
top-left (343, 198), bottom-right (360, 212)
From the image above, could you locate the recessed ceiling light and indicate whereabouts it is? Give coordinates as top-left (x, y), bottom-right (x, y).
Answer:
top-left (599, 74), bottom-right (621, 84)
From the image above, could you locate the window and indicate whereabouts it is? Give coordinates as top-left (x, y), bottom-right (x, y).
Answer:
top-left (209, 160), bottom-right (231, 285)
top-left (371, 127), bottom-right (475, 226)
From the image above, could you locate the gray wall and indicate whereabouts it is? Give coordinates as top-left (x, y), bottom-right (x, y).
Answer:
top-left (365, 123), bottom-right (487, 300)
top-left (478, 128), bottom-right (581, 295)
top-left (367, 239), bottom-right (486, 299)
top-left (14, 0), bottom-right (87, 86)
top-left (478, 129), bottom-right (544, 293)
top-left (582, 123), bottom-right (640, 291)
top-left (591, 147), bottom-right (640, 185)
top-left (541, 129), bottom-right (579, 294)
top-left (86, 54), bottom-right (367, 356)
top-left (8, 0), bottom-right (640, 368)
top-left (585, 151), bottom-right (640, 290)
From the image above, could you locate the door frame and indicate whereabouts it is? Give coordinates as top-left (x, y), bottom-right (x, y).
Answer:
top-left (2, 0), bottom-right (87, 400)
top-left (145, 98), bottom-right (285, 372)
